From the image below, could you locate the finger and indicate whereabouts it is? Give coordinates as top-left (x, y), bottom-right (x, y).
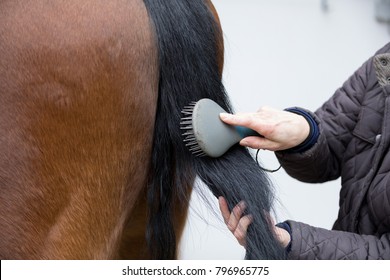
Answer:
top-left (227, 201), bottom-right (246, 232)
top-left (218, 196), bottom-right (230, 224)
top-left (219, 112), bottom-right (258, 129)
top-left (240, 136), bottom-right (281, 151)
top-left (234, 214), bottom-right (253, 247)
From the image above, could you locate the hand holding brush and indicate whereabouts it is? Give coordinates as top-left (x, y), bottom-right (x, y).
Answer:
top-left (181, 98), bottom-right (311, 157)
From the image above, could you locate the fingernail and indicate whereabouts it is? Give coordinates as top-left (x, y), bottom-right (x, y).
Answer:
top-left (238, 201), bottom-right (247, 210)
top-left (219, 113), bottom-right (232, 120)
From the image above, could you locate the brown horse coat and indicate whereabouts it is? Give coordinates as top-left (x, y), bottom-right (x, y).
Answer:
top-left (0, 0), bottom-right (160, 259)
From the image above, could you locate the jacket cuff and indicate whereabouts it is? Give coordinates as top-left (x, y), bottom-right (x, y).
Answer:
top-left (283, 107), bottom-right (320, 153)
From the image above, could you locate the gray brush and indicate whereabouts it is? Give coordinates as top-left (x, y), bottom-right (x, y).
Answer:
top-left (180, 98), bottom-right (261, 157)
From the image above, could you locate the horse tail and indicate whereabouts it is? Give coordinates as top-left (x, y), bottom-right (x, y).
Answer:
top-left (143, 0), bottom-right (286, 259)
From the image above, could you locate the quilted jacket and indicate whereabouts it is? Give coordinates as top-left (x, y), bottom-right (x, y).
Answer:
top-left (276, 43), bottom-right (390, 259)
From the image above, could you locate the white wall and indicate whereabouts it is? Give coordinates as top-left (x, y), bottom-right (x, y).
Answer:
top-left (179, 0), bottom-right (389, 259)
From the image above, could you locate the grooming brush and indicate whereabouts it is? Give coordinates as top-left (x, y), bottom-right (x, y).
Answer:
top-left (180, 98), bottom-right (261, 157)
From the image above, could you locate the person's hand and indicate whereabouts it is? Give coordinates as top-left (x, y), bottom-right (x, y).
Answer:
top-left (218, 196), bottom-right (252, 247)
top-left (218, 197), bottom-right (291, 248)
top-left (220, 106), bottom-right (310, 151)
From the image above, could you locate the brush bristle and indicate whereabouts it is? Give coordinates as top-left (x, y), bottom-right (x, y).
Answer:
top-left (180, 102), bottom-right (206, 157)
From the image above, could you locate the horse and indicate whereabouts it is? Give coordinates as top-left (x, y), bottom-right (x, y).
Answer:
top-left (0, 0), bottom-right (286, 259)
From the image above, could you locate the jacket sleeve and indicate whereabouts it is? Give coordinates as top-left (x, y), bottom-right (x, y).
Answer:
top-left (275, 43), bottom-right (390, 183)
top-left (287, 220), bottom-right (390, 260)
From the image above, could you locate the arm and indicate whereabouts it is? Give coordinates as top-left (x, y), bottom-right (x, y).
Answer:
top-left (219, 60), bottom-right (370, 183)
top-left (288, 221), bottom-right (390, 260)
top-left (276, 43), bottom-right (390, 183)
top-left (221, 44), bottom-right (390, 183)
top-left (275, 61), bottom-right (371, 182)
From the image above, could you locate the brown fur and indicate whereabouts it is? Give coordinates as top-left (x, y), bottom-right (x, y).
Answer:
top-left (0, 0), bottom-right (222, 259)
top-left (0, 0), bottom-right (158, 259)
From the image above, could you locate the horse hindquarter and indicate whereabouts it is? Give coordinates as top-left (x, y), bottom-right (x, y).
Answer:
top-left (0, 0), bottom-right (157, 259)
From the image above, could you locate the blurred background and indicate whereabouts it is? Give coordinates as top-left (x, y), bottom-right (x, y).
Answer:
top-left (178, 0), bottom-right (389, 259)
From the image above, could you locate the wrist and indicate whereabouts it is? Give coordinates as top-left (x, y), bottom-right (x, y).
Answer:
top-left (283, 107), bottom-right (319, 153)
top-left (275, 222), bottom-right (292, 252)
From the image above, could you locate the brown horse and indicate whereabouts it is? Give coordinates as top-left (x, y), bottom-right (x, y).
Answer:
top-left (0, 0), bottom-right (217, 260)
top-left (0, 0), bottom-right (285, 260)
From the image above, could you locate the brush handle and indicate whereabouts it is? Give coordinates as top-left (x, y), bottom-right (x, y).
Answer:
top-left (235, 126), bottom-right (263, 138)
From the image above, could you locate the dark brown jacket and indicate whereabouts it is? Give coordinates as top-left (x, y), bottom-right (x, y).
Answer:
top-left (276, 43), bottom-right (390, 259)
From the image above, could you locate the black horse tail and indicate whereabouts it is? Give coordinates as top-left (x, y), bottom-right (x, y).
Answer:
top-left (143, 0), bottom-right (286, 260)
